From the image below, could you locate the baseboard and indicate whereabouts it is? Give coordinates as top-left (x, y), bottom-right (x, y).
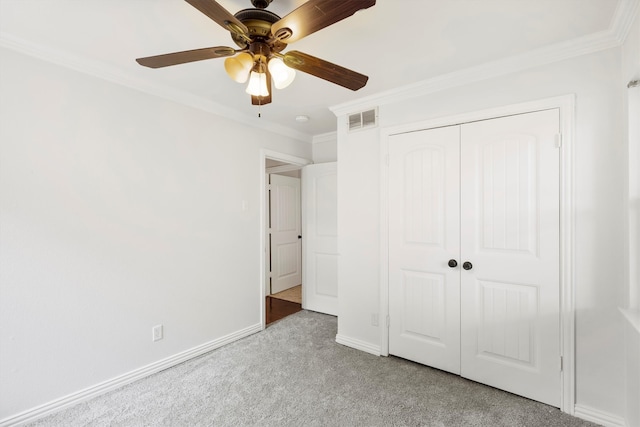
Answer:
top-left (335, 334), bottom-right (381, 356)
top-left (574, 404), bottom-right (627, 427)
top-left (0, 323), bottom-right (263, 427)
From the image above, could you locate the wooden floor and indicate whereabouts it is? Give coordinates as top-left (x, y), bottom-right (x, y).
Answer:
top-left (265, 296), bottom-right (302, 325)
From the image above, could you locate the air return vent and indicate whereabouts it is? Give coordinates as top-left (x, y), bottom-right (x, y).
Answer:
top-left (348, 108), bottom-right (377, 131)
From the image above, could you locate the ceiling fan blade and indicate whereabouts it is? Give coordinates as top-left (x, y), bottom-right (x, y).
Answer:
top-left (185, 0), bottom-right (249, 36)
top-left (283, 51), bottom-right (368, 91)
top-left (136, 46), bottom-right (237, 68)
top-left (271, 0), bottom-right (375, 44)
top-left (252, 68), bottom-right (272, 106)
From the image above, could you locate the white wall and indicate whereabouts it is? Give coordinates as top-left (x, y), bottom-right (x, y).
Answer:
top-left (336, 127), bottom-right (379, 348)
top-left (312, 133), bottom-right (337, 163)
top-left (337, 47), bottom-right (628, 419)
top-left (624, 0), bottom-right (640, 311)
top-left (0, 47), bottom-right (311, 420)
top-left (622, 7), bottom-right (640, 427)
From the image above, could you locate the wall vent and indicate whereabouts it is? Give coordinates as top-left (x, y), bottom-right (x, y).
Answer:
top-left (348, 108), bottom-right (377, 131)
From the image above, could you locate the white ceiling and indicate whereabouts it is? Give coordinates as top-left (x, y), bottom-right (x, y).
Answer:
top-left (0, 0), bottom-right (622, 141)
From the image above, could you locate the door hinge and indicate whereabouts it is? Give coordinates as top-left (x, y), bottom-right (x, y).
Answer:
top-left (560, 356), bottom-right (563, 372)
top-left (386, 315), bottom-right (390, 328)
top-left (555, 134), bottom-right (562, 148)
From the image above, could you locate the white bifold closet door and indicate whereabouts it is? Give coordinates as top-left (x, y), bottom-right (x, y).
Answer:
top-left (388, 109), bottom-right (561, 407)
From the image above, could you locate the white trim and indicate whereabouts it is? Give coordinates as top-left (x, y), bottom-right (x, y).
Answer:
top-left (0, 32), bottom-right (311, 144)
top-left (261, 150), bottom-right (313, 169)
top-left (311, 132), bottom-right (337, 144)
top-left (627, 83), bottom-right (640, 311)
top-left (259, 150), bottom-right (312, 325)
top-left (558, 96), bottom-right (577, 415)
top-left (335, 334), bottom-right (381, 356)
top-left (379, 94), bottom-right (576, 414)
top-left (574, 404), bottom-right (627, 427)
top-left (266, 164), bottom-right (303, 174)
top-left (382, 96), bottom-right (574, 137)
top-left (611, 0), bottom-right (640, 44)
top-left (2, 2), bottom-right (637, 142)
top-left (330, 0), bottom-right (638, 118)
top-left (330, 34), bottom-right (613, 117)
top-left (379, 144), bottom-right (390, 357)
top-left (0, 323), bottom-right (262, 427)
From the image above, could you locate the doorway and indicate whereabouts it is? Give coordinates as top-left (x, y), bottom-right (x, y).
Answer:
top-left (260, 151), bottom-right (311, 326)
top-left (265, 159), bottom-right (303, 324)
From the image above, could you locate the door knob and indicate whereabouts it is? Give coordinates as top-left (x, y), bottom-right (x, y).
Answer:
top-left (463, 261), bottom-right (473, 270)
top-left (448, 259), bottom-right (458, 268)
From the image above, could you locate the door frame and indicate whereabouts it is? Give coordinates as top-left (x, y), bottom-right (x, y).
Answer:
top-left (379, 95), bottom-right (576, 414)
top-left (260, 150), bottom-right (312, 330)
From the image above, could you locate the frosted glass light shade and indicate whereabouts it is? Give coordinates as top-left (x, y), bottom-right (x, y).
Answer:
top-left (224, 52), bottom-right (253, 83)
top-left (268, 57), bottom-right (296, 89)
top-left (245, 71), bottom-right (269, 97)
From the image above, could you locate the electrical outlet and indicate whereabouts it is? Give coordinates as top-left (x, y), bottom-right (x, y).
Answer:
top-left (371, 314), bottom-right (379, 326)
top-left (152, 325), bottom-right (163, 342)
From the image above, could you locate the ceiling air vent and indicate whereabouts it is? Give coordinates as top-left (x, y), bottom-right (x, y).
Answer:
top-left (348, 108), bottom-right (377, 132)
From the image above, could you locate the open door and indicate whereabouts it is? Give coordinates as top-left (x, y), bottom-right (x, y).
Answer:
top-left (269, 174), bottom-right (302, 294)
top-left (302, 162), bottom-right (338, 315)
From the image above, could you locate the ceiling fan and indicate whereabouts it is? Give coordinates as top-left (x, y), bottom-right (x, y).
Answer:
top-left (136, 0), bottom-right (376, 107)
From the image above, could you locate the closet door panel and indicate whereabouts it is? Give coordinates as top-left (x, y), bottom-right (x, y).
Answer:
top-left (459, 109), bottom-right (561, 407)
top-left (388, 125), bottom-right (461, 374)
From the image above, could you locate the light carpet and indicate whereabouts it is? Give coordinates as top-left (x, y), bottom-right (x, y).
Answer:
top-left (30, 311), bottom-right (597, 426)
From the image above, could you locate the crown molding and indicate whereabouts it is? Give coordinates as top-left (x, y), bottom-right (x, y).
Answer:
top-left (2, 0), bottom-right (636, 138)
top-left (331, 0), bottom-right (639, 117)
top-left (611, 0), bottom-right (640, 44)
top-left (0, 32), bottom-right (313, 144)
top-left (311, 131), bottom-right (337, 144)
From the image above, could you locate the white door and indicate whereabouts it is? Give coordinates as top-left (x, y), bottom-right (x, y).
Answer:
top-left (459, 110), bottom-right (560, 407)
top-left (388, 109), bottom-right (561, 407)
top-left (269, 174), bottom-right (301, 294)
top-left (302, 162), bottom-right (338, 315)
top-left (388, 126), bottom-right (462, 374)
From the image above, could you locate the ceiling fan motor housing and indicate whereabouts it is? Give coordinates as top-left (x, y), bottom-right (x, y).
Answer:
top-left (251, 0), bottom-right (272, 8)
top-left (231, 8), bottom-right (286, 53)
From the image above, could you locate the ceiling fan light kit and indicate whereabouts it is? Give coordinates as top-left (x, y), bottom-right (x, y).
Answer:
top-left (268, 57), bottom-right (295, 89)
top-left (245, 71), bottom-right (269, 96)
top-left (136, 0), bottom-right (376, 109)
top-left (224, 52), bottom-right (254, 83)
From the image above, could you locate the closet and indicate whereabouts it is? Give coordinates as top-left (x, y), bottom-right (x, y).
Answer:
top-left (387, 109), bottom-right (561, 407)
